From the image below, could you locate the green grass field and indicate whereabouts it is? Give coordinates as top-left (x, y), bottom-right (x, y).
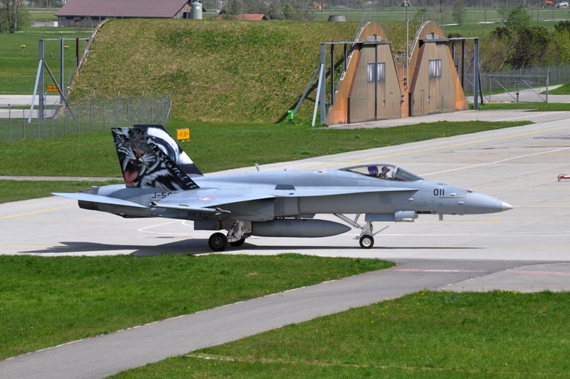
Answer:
top-left (476, 102), bottom-right (570, 111)
top-left (2, 10), bottom-right (569, 378)
top-left (0, 119), bottom-right (530, 203)
top-left (0, 254), bottom-right (393, 360)
top-left (112, 290), bottom-right (570, 378)
top-left (313, 6), bottom-right (570, 34)
top-left (0, 28), bottom-right (91, 95)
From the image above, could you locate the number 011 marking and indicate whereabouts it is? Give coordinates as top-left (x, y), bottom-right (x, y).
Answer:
top-left (434, 189), bottom-right (445, 196)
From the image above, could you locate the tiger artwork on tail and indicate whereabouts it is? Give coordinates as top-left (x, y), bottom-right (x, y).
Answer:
top-left (111, 125), bottom-right (200, 191)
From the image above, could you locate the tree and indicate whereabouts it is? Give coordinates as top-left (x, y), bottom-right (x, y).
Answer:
top-left (413, 8), bottom-right (428, 23)
top-left (281, 2), bottom-right (294, 19)
top-left (490, 26), bottom-right (553, 69)
top-left (280, 0), bottom-right (313, 20)
top-left (0, 0), bottom-right (29, 33)
top-left (452, 0), bottom-right (466, 26)
top-left (506, 5), bottom-right (531, 27)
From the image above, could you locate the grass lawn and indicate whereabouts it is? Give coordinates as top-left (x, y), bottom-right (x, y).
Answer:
top-left (0, 254), bottom-right (393, 359)
top-left (112, 290), bottom-right (570, 378)
top-left (0, 119), bottom-right (529, 177)
top-left (0, 28), bottom-right (91, 95)
top-left (475, 102), bottom-right (570, 112)
top-left (0, 180), bottom-right (121, 203)
top-left (547, 81), bottom-right (570, 95)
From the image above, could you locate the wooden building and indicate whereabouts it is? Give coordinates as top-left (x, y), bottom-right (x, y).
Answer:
top-left (55, 0), bottom-right (193, 26)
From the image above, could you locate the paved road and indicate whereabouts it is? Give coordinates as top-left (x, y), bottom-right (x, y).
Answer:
top-left (0, 95), bottom-right (60, 107)
top-left (2, 111), bottom-right (570, 378)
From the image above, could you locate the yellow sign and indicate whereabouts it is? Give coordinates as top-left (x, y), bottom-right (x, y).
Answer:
top-left (46, 84), bottom-right (58, 93)
top-left (176, 128), bottom-right (190, 141)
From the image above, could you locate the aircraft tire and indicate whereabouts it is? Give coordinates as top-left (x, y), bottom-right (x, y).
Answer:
top-left (209, 232), bottom-right (228, 251)
top-left (359, 235), bottom-right (374, 249)
top-left (229, 238), bottom-right (246, 247)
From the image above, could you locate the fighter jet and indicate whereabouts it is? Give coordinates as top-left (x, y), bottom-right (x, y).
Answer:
top-left (54, 125), bottom-right (513, 251)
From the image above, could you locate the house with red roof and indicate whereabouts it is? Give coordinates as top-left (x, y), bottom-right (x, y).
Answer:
top-left (55, 0), bottom-right (194, 26)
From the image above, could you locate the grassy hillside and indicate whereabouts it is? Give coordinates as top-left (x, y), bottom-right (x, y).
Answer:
top-left (70, 19), bottom-right (360, 123)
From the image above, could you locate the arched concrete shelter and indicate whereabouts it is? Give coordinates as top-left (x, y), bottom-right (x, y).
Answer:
top-left (408, 21), bottom-right (468, 117)
top-left (326, 21), bottom-right (468, 125)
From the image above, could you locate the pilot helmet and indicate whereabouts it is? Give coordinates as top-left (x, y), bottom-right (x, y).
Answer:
top-left (368, 166), bottom-right (379, 175)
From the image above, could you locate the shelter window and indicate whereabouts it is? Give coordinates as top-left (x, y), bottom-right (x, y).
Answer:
top-left (429, 59), bottom-right (442, 78)
top-left (367, 63), bottom-right (386, 82)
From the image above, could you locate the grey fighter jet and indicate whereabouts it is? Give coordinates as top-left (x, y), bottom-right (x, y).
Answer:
top-left (54, 125), bottom-right (513, 251)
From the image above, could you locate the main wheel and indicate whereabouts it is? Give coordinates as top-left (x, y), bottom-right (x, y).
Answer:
top-left (229, 238), bottom-right (246, 247)
top-left (359, 235), bottom-right (374, 249)
top-left (209, 232), bottom-right (228, 251)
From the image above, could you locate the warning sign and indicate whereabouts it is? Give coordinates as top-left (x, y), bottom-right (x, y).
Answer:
top-left (46, 85), bottom-right (58, 93)
top-left (176, 128), bottom-right (190, 141)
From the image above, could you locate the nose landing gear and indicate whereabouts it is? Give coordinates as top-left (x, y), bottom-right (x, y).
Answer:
top-left (333, 214), bottom-right (389, 249)
top-left (359, 234), bottom-right (374, 249)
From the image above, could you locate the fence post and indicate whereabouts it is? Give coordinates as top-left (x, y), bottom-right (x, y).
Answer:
top-left (78, 101), bottom-right (81, 132)
top-left (140, 93), bottom-right (144, 124)
top-left (115, 93), bottom-right (119, 127)
top-left (546, 68), bottom-right (549, 103)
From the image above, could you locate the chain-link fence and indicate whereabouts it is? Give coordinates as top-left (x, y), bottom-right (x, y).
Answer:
top-left (0, 93), bottom-right (172, 141)
top-left (463, 64), bottom-right (570, 102)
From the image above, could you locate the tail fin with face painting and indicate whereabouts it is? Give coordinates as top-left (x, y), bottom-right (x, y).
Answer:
top-left (111, 125), bottom-right (200, 191)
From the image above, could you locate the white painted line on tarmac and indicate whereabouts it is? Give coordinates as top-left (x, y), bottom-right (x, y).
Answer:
top-left (423, 146), bottom-right (570, 176)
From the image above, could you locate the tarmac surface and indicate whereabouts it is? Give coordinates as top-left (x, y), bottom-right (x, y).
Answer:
top-left (2, 108), bottom-right (570, 378)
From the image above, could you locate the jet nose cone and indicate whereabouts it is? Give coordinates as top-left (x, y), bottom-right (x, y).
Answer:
top-left (465, 192), bottom-right (513, 214)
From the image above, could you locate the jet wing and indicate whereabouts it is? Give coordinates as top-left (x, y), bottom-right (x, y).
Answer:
top-left (52, 192), bottom-right (148, 208)
top-left (155, 189), bottom-right (276, 211)
top-left (155, 186), bottom-right (415, 211)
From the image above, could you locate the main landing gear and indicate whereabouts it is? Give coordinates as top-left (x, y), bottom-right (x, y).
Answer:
top-left (208, 221), bottom-right (250, 252)
top-left (208, 232), bottom-right (228, 251)
top-left (333, 213), bottom-right (389, 249)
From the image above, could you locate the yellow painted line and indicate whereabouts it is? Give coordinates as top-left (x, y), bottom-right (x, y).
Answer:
top-left (305, 124), bottom-right (570, 171)
top-left (0, 206), bottom-right (73, 220)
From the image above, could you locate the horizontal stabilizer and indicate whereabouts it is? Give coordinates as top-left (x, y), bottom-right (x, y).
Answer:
top-left (52, 192), bottom-right (148, 208)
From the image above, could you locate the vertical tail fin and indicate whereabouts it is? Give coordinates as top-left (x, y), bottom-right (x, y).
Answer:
top-left (112, 125), bottom-right (200, 191)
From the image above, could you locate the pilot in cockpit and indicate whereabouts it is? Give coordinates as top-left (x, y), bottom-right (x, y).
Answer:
top-left (367, 165), bottom-right (391, 179)
top-left (367, 166), bottom-right (379, 176)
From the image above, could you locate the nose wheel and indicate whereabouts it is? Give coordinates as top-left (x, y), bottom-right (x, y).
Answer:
top-left (333, 213), bottom-right (389, 249)
top-left (359, 235), bottom-right (374, 249)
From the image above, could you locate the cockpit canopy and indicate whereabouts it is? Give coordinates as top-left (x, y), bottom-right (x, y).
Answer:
top-left (340, 164), bottom-right (423, 182)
